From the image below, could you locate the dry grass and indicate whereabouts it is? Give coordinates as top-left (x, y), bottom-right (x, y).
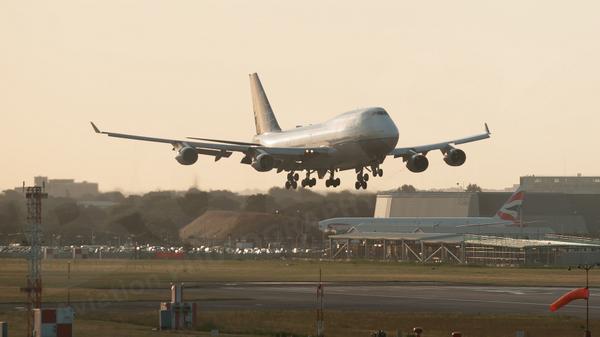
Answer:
top-left (1, 308), bottom-right (596, 337)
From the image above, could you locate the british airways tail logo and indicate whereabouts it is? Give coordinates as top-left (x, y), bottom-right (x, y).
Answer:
top-left (496, 190), bottom-right (524, 222)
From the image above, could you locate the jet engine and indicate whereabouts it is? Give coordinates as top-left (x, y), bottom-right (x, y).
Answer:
top-left (406, 154), bottom-right (429, 173)
top-left (251, 153), bottom-right (274, 172)
top-left (175, 146), bottom-right (198, 165)
top-left (443, 148), bottom-right (466, 166)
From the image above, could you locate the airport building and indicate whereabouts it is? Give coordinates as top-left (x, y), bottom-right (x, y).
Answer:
top-left (370, 176), bottom-right (600, 235)
top-left (327, 190), bottom-right (599, 236)
top-left (327, 232), bottom-right (600, 266)
top-left (15, 176), bottom-right (99, 199)
top-left (520, 175), bottom-right (600, 194)
top-left (322, 175), bottom-right (600, 266)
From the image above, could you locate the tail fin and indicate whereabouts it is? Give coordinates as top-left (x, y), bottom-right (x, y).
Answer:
top-left (249, 73), bottom-right (281, 134)
top-left (495, 187), bottom-right (525, 222)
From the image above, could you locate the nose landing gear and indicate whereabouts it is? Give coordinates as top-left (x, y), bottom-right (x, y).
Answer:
top-left (371, 165), bottom-right (383, 177)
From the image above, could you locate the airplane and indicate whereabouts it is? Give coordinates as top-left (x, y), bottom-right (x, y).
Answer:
top-left (318, 188), bottom-right (526, 233)
top-left (91, 73), bottom-right (491, 190)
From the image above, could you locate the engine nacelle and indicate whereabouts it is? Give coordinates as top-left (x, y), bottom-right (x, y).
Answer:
top-left (175, 146), bottom-right (198, 165)
top-left (406, 154), bottom-right (429, 173)
top-left (251, 153), bottom-right (274, 172)
top-left (444, 148), bottom-right (466, 167)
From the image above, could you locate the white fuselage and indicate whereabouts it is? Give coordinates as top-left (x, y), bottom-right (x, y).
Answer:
top-left (318, 217), bottom-right (514, 233)
top-left (253, 107), bottom-right (399, 171)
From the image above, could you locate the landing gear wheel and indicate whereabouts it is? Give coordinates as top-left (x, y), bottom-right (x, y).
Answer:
top-left (357, 173), bottom-right (363, 182)
top-left (363, 173), bottom-right (369, 182)
top-left (291, 181), bottom-right (298, 189)
top-left (355, 181), bottom-right (361, 190)
top-left (285, 181), bottom-right (291, 189)
top-left (310, 178), bottom-right (317, 186)
top-left (378, 168), bottom-right (383, 177)
top-left (325, 180), bottom-right (331, 188)
top-left (334, 178), bottom-right (340, 187)
top-left (301, 179), bottom-right (307, 188)
top-left (361, 181), bottom-right (367, 189)
top-left (293, 173), bottom-right (299, 181)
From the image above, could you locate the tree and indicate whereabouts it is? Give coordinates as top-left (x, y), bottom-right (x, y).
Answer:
top-left (208, 195), bottom-right (241, 211)
top-left (398, 184), bottom-right (417, 193)
top-left (244, 194), bottom-right (269, 213)
top-left (53, 202), bottom-right (81, 226)
top-left (178, 189), bottom-right (209, 217)
top-left (465, 183), bottom-right (483, 192)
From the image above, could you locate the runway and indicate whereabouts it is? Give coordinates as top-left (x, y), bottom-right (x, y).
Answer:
top-left (10, 282), bottom-right (595, 318)
top-left (190, 282), bottom-right (597, 318)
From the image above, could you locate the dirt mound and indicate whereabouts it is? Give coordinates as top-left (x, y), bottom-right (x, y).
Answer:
top-left (179, 210), bottom-right (301, 245)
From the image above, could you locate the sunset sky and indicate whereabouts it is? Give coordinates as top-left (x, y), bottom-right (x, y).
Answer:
top-left (1, 1), bottom-right (599, 193)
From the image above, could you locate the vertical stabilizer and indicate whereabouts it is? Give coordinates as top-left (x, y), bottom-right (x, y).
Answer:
top-left (249, 73), bottom-right (281, 134)
top-left (495, 187), bottom-right (525, 222)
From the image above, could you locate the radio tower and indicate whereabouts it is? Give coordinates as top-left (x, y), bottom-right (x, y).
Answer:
top-left (22, 184), bottom-right (47, 337)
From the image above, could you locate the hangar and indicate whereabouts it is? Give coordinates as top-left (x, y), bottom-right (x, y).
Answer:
top-left (372, 191), bottom-right (600, 234)
top-left (328, 232), bottom-right (600, 266)
top-left (321, 188), bottom-right (600, 235)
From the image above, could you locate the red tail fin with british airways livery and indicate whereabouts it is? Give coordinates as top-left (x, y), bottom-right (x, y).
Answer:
top-left (494, 188), bottom-right (525, 223)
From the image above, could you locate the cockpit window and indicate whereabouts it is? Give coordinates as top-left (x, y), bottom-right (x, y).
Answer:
top-left (373, 110), bottom-right (387, 116)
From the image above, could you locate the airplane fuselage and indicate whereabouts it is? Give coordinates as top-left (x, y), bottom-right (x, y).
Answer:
top-left (318, 217), bottom-right (515, 233)
top-left (253, 107), bottom-right (399, 171)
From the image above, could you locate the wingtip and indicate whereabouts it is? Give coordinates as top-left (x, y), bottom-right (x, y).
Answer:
top-left (90, 122), bottom-right (100, 133)
top-left (484, 122), bottom-right (491, 134)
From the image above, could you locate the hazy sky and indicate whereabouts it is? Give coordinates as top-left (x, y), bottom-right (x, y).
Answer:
top-left (1, 1), bottom-right (599, 193)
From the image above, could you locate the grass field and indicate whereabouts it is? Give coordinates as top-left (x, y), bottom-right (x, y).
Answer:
top-left (0, 308), bottom-right (597, 337)
top-left (1, 258), bottom-right (598, 336)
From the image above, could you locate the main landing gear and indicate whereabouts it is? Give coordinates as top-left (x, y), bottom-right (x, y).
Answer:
top-left (301, 171), bottom-right (317, 188)
top-left (285, 171), bottom-right (299, 189)
top-left (325, 170), bottom-right (340, 188)
top-left (355, 170), bottom-right (369, 190)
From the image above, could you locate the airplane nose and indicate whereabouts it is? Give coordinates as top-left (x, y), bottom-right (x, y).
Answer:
top-left (382, 115), bottom-right (399, 148)
top-left (386, 117), bottom-right (400, 151)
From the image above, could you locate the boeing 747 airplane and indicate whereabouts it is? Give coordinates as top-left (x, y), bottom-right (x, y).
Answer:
top-left (91, 73), bottom-right (491, 189)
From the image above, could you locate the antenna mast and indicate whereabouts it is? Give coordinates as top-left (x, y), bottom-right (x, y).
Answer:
top-left (22, 183), bottom-right (47, 337)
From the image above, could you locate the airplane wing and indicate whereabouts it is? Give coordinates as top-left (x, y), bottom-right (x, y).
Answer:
top-left (390, 123), bottom-right (491, 158)
top-left (90, 122), bottom-right (334, 161)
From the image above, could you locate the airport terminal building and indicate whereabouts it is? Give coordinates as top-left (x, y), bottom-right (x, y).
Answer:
top-left (322, 176), bottom-right (600, 266)
top-left (373, 184), bottom-right (600, 235)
